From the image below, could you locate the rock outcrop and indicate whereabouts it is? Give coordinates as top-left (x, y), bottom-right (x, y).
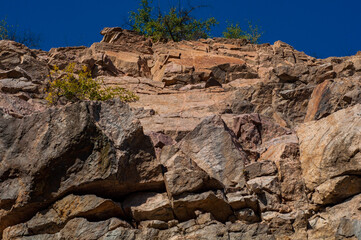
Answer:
top-left (1, 27), bottom-right (361, 239)
top-left (297, 104), bottom-right (361, 206)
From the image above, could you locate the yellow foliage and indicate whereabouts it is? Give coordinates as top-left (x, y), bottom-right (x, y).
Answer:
top-left (45, 63), bottom-right (139, 104)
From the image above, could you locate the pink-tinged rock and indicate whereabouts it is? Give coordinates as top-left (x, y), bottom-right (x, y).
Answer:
top-left (160, 115), bottom-right (248, 187)
top-left (297, 104), bottom-right (361, 204)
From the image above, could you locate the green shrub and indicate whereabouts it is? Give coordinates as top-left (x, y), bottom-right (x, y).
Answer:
top-left (223, 21), bottom-right (262, 44)
top-left (223, 23), bottom-right (246, 40)
top-left (45, 63), bottom-right (139, 104)
top-left (129, 0), bottom-right (218, 42)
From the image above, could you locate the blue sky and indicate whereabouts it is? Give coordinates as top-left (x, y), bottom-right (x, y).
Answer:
top-left (1, 0), bottom-right (360, 58)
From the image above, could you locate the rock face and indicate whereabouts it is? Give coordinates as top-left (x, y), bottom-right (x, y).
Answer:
top-left (0, 100), bottom-right (163, 236)
top-left (1, 27), bottom-right (361, 239)
top-left (297, 104), bottom-right (361, 205)
top-left (0, 41), bottom-right (48, 118)
top-left (160, 115), bottom-right (248, 188)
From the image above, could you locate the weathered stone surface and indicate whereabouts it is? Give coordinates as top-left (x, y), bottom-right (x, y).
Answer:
top-left (232, 113), bottom-right (292, 153)
top-left (48, 46), bottom-right (87, 69)
top-left (247, 176), bottom-right (285, 212)
top-left (0, 40), bottom-right (49, 82)
top-left (0, 67), bottom-right (31, 80)
top-left (147, 131), bottom-right (175, 158)
top-left (164, 167), bottom-right (222, 197)
top-left (3, 217), bottom-right (133, 240)
top-left (3, 194), bottom-right (125, 238)
top-left (305, 77), bottom-right (361, 122)
top-left (262, 211), bottom-right (308, 239)
top-left (152, 40), bottom-right (247, 84)
top-left (0, 100), bottom-right (163, 235)
top-left (307, 193), bottom-right (361, 239)
top-left (183, 221), bottom-right (229, 240)
top-left (257, 192), bottom-right (283, 212)
top-left (161, 115), bottom-right (248, 187)
top-left (172, 191), bottom-right (233, 222)
top-left (47, 45), bottom-right (122, 77)
top-left (274, 64), bottom-right (309, 83)
top-left (130, 87), bottom-right (233, 136)
top-left (139, 220), bottom-right (168, 230)
top-left (297, 104), bottom-right (361, 204)
top-left (0, 77), bottom-right (38, 94)
top-left (312, 175), bottom-right (361, 205)
top-left (226, 192), bottom-right (259, 212)
top-left (267, 214), bottom-right (295, 237)
top-left (273, 85), bottom-right (315, 126)
top-left (196, 212), bottom-right (215, 225)
top-left (147, 131), bottom-right (176, 148)
top-left (247, 176), bottom-right (281, 196)
top-left (0, 93), bottom-right (46, 118)
top-left (123, 192), bottom-right (174, 222)
top-left (227, 222), bottom-right (274, 240)
top-left (101, 75), bottom-right (165, 95)
top-left (259, 135), bottom-right (306, 204)
top-left (236, 208), bottom-right (260, 223)
top-left (245, 160), bottom-right (278, 180)
top-left (100, 27), bottom-right (152, 54)
top-left (161, 62), bottom-right (194, 85)
top-left (105, 50), bottom-right (141, 76)
top-left (0, 41), bottom-right (49, 116)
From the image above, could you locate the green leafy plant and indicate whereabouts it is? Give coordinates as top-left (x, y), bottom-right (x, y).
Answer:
top-left (129, 0), bottom-right (218, 42)
top-left (223, 23), bottom-right (245, 40)
top-left (223, 21), bottom-right (263, 44)
top-left (45, 63), bottom-right (139, 104)
top-left (0, 17), bottom-right (40, 48)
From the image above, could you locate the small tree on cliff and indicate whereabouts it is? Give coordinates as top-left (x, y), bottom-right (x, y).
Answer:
top-left (129, 0), bottom-right (218, 42)
top-left (223, 21), bottom-right (263, 44)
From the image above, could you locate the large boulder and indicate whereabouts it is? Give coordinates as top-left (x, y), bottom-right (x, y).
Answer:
top-left (0, 100), bottom-right (163, 235)
top-left (160, 115), bottom-right (248, 188)
top-left (297, 104), bottom-right (361, 205)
